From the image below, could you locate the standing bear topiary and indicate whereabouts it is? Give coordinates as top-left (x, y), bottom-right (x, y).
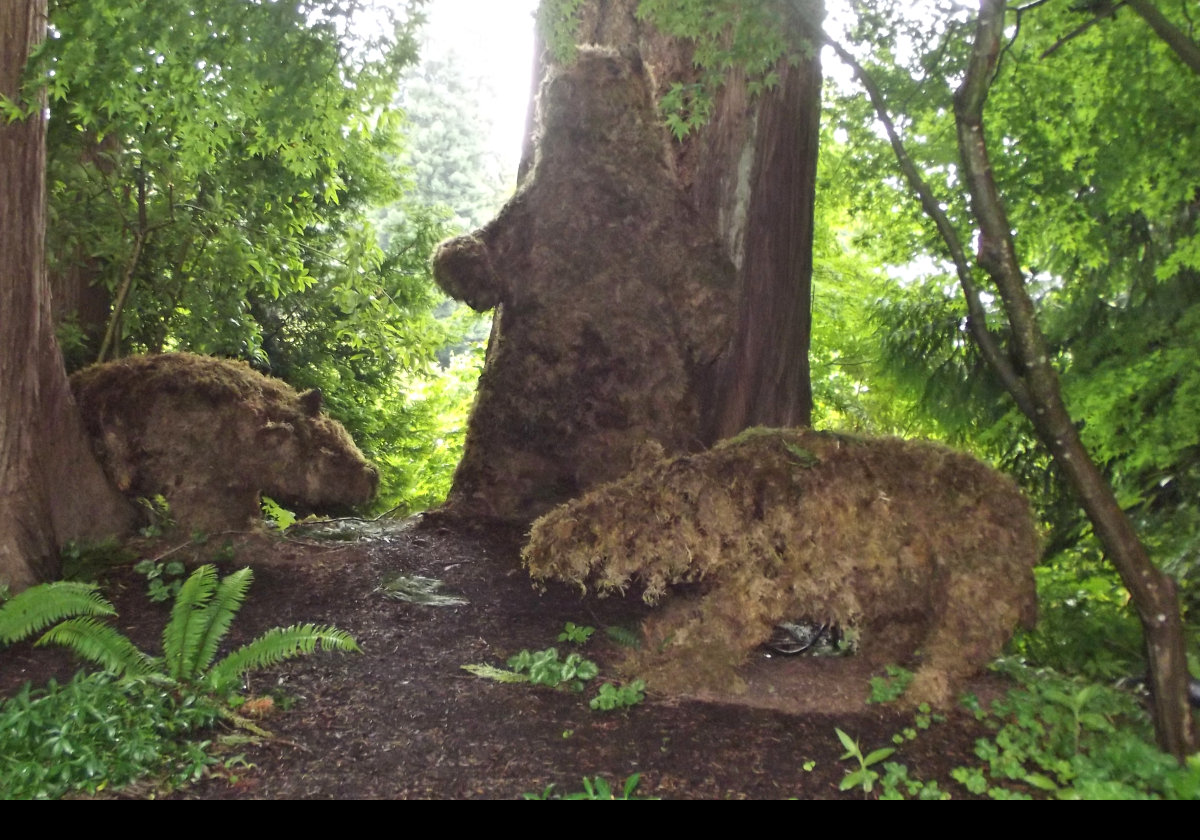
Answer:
top-left (431, 46), bottom-right (737, 523)
top-left (523, 428), bottom-right (1041, 707)
top-left (70, 353), bottom-right (379, 533)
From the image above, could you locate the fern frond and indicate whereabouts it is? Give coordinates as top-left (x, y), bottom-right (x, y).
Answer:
top-left (206, 624), bottom-right (360, 692)
top-left (0, 581), bottom-right (116, 645)
top-left (461, 663), bottom-right (531, 683)
top-left (163, 564), bottom-right (218, 681)
top-left (185, 567), bottom-right (253, 681)
top-left (36, 617), bottom-right (155, 677)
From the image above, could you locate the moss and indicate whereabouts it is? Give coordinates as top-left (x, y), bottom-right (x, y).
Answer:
top-left (524, 428), bottom-right (1040, 706)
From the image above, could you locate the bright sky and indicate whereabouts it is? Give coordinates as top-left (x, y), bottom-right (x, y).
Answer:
top-left (417, 0), bottom-right (540, 174)
top-left (408, 0), bottom-right (929, 172)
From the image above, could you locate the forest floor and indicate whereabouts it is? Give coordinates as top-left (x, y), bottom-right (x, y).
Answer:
top-left (0, 515), bottom-right (1018, 799)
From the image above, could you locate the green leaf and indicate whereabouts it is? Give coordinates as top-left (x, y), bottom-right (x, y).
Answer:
top-left (864, 747), bottom-right (897, 766)
top-left (207, 624), bottom-right (360, 692)
top-left (36, 617), bottom-right (156, 678)
top-left (461, 664), bottom-right (530, 683)
top-left (0, 582), bottom-right (116, 645)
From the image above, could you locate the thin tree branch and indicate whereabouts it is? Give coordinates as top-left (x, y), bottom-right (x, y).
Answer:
top-left (956, 0), bottom-right (1194, 759)
top-left (1041, 1), bottom-right (1126, 59)
top-left (1127, 0), bottom-right (1200, 74)
top-left (823, 35), bottom-right (1035, 418)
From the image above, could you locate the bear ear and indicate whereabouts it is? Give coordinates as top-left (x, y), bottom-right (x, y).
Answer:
top-left (299, 388), bottom-right (323, 415)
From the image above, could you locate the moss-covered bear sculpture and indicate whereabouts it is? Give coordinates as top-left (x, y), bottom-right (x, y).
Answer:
top-left (523, 428), bottom-right (1040, 706)
top-left (70, 353), bottom-right (378, 532)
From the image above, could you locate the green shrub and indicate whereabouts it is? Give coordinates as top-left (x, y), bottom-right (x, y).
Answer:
top-left (0, 672), bottom-right (220, 800)
top-left (954, 660), bottom-right (1200, 800)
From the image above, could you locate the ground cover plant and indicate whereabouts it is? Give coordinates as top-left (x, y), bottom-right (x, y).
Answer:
top-left (0, 564), bottom-right (359, 799)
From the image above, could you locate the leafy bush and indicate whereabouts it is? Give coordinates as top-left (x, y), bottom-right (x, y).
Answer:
top-left (0, 672), bottom-right (220, 800)
top-left (956, 661), bottom-right (1200, 800)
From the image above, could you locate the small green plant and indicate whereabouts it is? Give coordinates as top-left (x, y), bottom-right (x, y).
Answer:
top-left (58, 537), bottom-right (136, 580)
top-left (589, 679), bottom-right (646, 711)
top-left (949, 659), bottom-right (1200, 800)
top-left (134, 559), bottom-right (187, 603)
top-left (137, 495), bottom-right (174, 538)
top-left (835, 727), bottom-right (895, 796)
top-left (523, 773), bottom-right (654, 800)
top-left (260, 496), bottom-right (297, 531)
top-left (460, 647), bottom-right (600, 691)
top-left (868, 664), bottom-right (915, 704)
top-left (604, 624), bottom-right (641, 649)
top-left (210, 540), bottom-right (236, 564)
top-left (879, 762), bottom-right (951, 800)
top-left (557, 621), bottom-right (595, 645)
top-left (506, 647), bottom-right (599, 690)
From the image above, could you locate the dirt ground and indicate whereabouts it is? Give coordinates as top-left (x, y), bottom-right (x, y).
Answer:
top-left (0, 515), bottom-right (1014, 799)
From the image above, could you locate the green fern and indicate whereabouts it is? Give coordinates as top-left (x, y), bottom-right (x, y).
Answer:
top-left (0, 581), bottom-right (116, 645)
top-left (10, 564), bottom-right (359, 699)
top-left (189, 567), bottom-right (253, 679)
top-left (207, 624), bottom-right (361, 692)
top-left (35, 617), bottom-right (156, 678)
top-left (163, 564), bottom-right (218, 681)
top-left (163, 566), bottom-right (253, 682)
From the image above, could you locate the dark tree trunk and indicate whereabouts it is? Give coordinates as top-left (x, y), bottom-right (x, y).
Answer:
top-left (0, 0), bottom-right (135, 590)
top-left (578, 0), bottom-right (821, 438)
top-left (432, 0), bottom-right (823, 522)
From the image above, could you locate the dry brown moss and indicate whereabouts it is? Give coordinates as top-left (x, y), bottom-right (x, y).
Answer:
top-left (523, 428), bottom-right (1040, 706)
top-left (71, 353), bottom-right (378, 532)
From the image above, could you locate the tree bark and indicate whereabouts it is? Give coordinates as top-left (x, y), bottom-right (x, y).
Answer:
top-left (956, 0), bottom-right (1194, 758)
top-left (579, 0), bottom-right (822, 437)
top-left (0, 0), bottom-right (135, 590)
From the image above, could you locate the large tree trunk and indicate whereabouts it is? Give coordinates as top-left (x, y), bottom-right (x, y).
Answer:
top-left (0, 0), bottom-right (135, 590)
top-left (576, 1), bottom-right (822, 438)
top-left (432, 1), bottom-right (822, 522)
